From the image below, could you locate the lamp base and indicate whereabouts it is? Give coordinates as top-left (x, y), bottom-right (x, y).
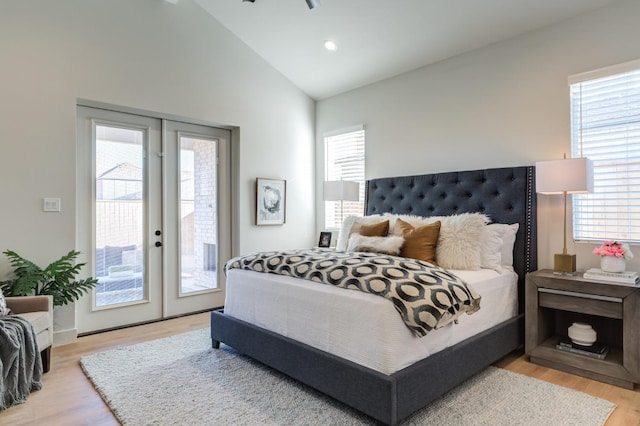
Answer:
top-left (553, 253), bottom-right (577, 275)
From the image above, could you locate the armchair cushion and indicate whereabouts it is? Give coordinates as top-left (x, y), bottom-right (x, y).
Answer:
top-left (15, 312), bottom-right (50, 340)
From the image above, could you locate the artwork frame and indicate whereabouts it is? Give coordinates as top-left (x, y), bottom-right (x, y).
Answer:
top-left (256, 178), bottom-right (286, 225)
top-left (318, 231), bottom-right (332, 248)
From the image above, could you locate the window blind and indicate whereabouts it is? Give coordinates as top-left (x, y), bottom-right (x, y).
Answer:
top-left (570, 61), bottom-right (640, 243)
top-left (324, 129), bottom-right (365, 229)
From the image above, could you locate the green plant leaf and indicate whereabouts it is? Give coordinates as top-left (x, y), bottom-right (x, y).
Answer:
top-left (1, 250), bottom-right (44, 296)
top-left (2, 249), bottom-right (98, 306)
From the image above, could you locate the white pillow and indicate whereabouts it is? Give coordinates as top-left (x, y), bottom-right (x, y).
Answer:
top-left (0, 288), bottom-right (11, 316)
top-left (479, 223), bottom-right (520, 271)
top-left (498, 223), bottom-right (519, 269)
top-left (335, 215), bottom-right (384, 251)
top-left (387, 212), bottom-right (489, 270)
top-left (347, 234), bottom-right (405, 256)
top-left (479, 224), bottom-right (507, 271)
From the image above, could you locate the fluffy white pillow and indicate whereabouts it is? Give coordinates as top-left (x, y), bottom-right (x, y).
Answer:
top-left (387, 212), bottom-right (489, 270)
top-left (436, 213), bottom-right (489, 270)
top-left (0, 288), bottom-right (11, 316)
top-left (347, 234), bottom-right (405, 256)
top-left (335, 215), bottom-right (384, 251)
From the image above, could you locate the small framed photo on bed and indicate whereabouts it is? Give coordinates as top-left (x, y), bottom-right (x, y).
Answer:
top-left (256, 178), bottom-right (286, 225)
top-left (318, 231), bottom-right (332, 248)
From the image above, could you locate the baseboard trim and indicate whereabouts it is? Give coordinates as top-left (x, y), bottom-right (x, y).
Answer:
top-left (53, 328), bottom-right (78, 347)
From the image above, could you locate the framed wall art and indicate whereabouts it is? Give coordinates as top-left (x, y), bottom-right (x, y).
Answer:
top-left (256, 178), bottom-right (286, 225)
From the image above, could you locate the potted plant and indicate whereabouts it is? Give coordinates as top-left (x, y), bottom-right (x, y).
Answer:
top-left (0, 249), bottom-right (98, 306)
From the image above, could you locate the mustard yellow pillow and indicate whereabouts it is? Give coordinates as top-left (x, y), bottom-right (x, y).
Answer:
top-left (358, 220), bottom-right (389, 237)
top-left (394, 218), bottom-right (440, 265)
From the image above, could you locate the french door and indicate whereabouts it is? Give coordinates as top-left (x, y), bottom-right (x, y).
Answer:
top-left (76, 106), bottom-right (231, 333)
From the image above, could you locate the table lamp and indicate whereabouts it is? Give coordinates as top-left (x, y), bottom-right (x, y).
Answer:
top-left (536, 156), bottom-right (593, 274)
top-left (323, 180), bottom-right (360, 226)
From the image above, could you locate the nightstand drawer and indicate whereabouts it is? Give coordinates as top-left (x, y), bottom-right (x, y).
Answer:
top-left (538, 288), bottom-right (623, 319)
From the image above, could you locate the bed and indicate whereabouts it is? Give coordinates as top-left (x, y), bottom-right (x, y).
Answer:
top-left (210, 165), bottom-right (537, 425)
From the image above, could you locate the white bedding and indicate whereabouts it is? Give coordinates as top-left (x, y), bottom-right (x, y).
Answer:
top-left (224, 267), bottom-right (517, 375)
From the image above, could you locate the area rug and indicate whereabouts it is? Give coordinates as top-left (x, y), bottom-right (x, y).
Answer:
top-left (80, 328), bottom-right (616, 425)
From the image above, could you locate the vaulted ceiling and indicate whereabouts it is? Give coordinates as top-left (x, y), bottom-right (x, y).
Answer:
top-left (194, 0), bottom-right (620, 100)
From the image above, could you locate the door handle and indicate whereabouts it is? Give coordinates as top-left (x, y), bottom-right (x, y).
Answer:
top-left (155, 241), bottom-right (163, 247)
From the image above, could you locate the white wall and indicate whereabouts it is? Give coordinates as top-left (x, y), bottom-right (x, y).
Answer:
top-left (316, 0), bottom-right (640, 273)
top-left (0, 0), bottom-right (315, 342)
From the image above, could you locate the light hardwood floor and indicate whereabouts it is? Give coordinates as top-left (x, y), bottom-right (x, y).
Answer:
top-left (2, 312), bottom-right (639, 425)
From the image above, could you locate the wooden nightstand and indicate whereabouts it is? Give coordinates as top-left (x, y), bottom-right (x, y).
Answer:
top-left (525, 269), bottom-right (640, 389)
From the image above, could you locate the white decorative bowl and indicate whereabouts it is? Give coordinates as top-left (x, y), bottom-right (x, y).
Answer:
top-left (568, 322), bottom-right (597, 346)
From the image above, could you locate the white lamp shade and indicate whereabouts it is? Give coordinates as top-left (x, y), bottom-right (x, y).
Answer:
top-left (535, 157), bottom-right (594, 194)
top-left (323, 180), bottom-right (360, 201)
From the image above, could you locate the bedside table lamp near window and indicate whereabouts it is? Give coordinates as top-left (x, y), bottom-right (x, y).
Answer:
top-left (536, 156), bottom-right (593, 274)
top-left (324, 180), bottom-right (360, 226)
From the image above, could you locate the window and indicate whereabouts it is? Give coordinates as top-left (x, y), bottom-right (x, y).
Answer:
top-left (324, 127), bottom-right (365, 229)
top-left (570, 60), bottom-right (640, 243)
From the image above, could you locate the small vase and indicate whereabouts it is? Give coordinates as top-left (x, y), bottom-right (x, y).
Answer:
top-left (600, 256), bottom-right (626, 273)
top-left (568, 322), bottom-right (597, 346)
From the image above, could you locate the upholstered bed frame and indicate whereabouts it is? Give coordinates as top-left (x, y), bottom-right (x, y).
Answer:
top-left (210, 165), bottom-right (537, 425)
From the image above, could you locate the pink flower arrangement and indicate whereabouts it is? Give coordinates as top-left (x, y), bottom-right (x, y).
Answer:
top-left (593, 240), bottom-right (634, 260)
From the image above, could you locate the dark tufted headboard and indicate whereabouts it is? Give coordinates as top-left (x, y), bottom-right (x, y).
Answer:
top-left (365, 166), bottom-right (537, 312)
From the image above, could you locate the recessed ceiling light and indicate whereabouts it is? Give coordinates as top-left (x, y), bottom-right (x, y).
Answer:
top-left (324, 40), bottom-right (337, 51)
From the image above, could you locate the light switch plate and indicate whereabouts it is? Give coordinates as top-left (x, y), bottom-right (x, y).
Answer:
top-left (43, 197), bottom-right (61, 212)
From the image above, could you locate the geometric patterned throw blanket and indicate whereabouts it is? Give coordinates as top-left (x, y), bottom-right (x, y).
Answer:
top-left (226, 249), bottom-right (481, 337)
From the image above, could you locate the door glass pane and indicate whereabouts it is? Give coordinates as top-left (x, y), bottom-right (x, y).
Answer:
top-left (95, 125), bottom-right (145, 306)
top-left (180, 136), bottom-right (218, 294)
